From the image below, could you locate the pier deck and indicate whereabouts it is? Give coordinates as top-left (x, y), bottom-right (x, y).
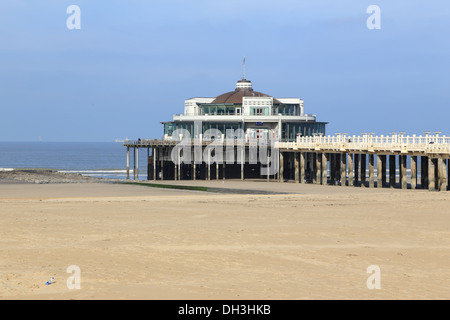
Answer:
top-left (123, 133), bottom-right (450, 191)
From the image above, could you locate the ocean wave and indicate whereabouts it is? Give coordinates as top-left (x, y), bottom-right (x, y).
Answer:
top-left (0, 168), bottom-right (14, 172)
top-left (59, 170), bottom-right (131, 174)
top-left (57, 169), bottom-right (147, 180)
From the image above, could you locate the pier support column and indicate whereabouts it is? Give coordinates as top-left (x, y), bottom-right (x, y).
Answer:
top-left (421, 156), bottom-right (428, 189)
top-left (376, 155), bottom-right (383, 188)
top-left (223, 162), bottom-right (227, 181)
top-left (331, 153), bottom-right (337, 185)
top-left (334, 153), bottom-right (341, 185)
top-left (136, 148), bottom-right (139, 180)
top-left (216, 162), bottom-right (219, 180)
top-left (438, 157), bottom-right (448, 192)
top-left (382, 155), bottom-right (387, 187)
top-left (147, 147), bottom-right (153, 181)
top-left (448, 159), bottom-right (450, 191)
top-left (207, 152), bottom-right (211, 181)
top-left (126, 146), bottom-right (130, 180)
top-left (312, 152), bottom-right (316, 183)
top-left (330, 153), bottom-right (341, 186)
top-left (279, 152), bottom-right (284, 182)
top-left (174, 148), bottom-right (178, 181)
top-left (369, 154), bottom-right (375, 188)
top-left (300, 152), bottom-right (306, 184)
top-left (133, 147), bottom-right (136, 181)
top-left (178, 147), bottom-right (182, 180)
top-left (360, 154), bottom-right (367, 187)
top-left (241, 148), bottom-right (245, 181)
top-left (411, 156), bottom-right (417, 190)
top-left (348, 153), bottom-right (354, 187)
top-left (401, 155), bottom-right (407, 189)
top-left (329, 154), bottom-right (335, 185)
top-left (294, 152), bottom-right (299, 183)
top-left (335, 154), bottom-right (340, 185)
top-left (222, 161), bottom-right (227, 180)
top-left (160, 148), bottom-right (164, 181)
top-left (331, 153), bottom-right (338, 185)
top-left (153, 148), bottom-right (156, 181)
top-left (155, 148), bottom-right (160, 180)
top-left (399, 155), bottom-right (406, 189)
top-left (389, 155), bottom-right (396, 188)
top-left (354, 154), bottom-right (360, 186)
top-left (429, 157), bottom-right (436, 191)
top-left (315, 153), bottom-right (321, 185)
top-left (340, 153), bottom-right (346, 186)
top-left (175, 148), bottom-right (182, 180)
top-left (322, 153), bottom-right (328, 185)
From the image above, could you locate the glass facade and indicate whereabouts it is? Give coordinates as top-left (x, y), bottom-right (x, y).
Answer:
top-left (202, 122), bottom-right (242, 135)
top-left (281, 122), bottom-right (326, 141)
top-left (197, 103), bottom-right (303, 116)
top-left (200, 104), bottom-right (240, 115)
top-left (164, 122), bottom-right (243, 138)
top-left (165, 121), bottom-right (326, 141)
top-left (272, 104), bottom-right (299, 116)
top-left (199, 103), bottom-right (301, 116)
top-left (164, 122), bottom-right (194, 137)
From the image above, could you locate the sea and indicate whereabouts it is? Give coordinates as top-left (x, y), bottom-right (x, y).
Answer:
top-left (0, 142), bottom-right (147, 180)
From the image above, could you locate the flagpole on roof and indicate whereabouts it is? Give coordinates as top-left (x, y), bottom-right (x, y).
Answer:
top-left (243, 56), bottom-right (246, 80)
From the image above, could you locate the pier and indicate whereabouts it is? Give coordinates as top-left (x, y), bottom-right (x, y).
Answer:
top-left (123, 132), bottom-right (450, 191)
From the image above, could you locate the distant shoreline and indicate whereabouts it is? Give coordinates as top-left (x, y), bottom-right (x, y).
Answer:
top-left (0, 169), bottom-right (289, 195)
top-left (0, 168), bottom-right (115, 185)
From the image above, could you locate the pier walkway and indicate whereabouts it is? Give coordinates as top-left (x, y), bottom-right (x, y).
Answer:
top-left (124, 133), bottom-right (450, 192)
top-left (276, 133), bottom-right (449, 191)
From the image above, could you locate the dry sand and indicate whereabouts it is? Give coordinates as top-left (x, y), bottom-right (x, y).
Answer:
top-left (0, 178), bottom-right (449, 300)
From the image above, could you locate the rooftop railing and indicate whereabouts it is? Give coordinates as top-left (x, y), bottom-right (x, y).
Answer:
top-left (173, 113), bottom-right (317, 118)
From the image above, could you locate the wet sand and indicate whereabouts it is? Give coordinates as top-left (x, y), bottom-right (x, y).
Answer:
top-left (0, 179), bottom-right (449, 300)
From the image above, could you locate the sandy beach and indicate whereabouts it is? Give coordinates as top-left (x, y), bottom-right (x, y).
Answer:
top-left (1, 171), bottom-right (449, 300)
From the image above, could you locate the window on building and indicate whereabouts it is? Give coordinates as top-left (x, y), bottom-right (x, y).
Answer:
top-left (165, 123), bottom-right (173, 136)
top-left (251, 107), bottom-right (269, 115)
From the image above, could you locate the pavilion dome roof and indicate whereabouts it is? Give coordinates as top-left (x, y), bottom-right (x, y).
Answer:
top-left (211, 79), bottom-right (281, 104)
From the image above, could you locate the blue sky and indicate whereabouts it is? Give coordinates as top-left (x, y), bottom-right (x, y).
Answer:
top-left (1, 1), bottom-right (449, 142)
